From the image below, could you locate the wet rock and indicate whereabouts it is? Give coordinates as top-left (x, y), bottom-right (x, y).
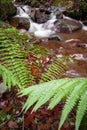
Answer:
top-left (76, 44), bottom-right (87, 49)
top-left (48, 6), bottom-right (64, 19)
top-left (18, 29), bottom-right (27, 34)
top-left (30, 5), bottom-right (64, 24)
top-left (48, 35), bottom-right (62, 41)
top-left (30, 8), bottom-right (51, 23)
top-left (54, 17), bottom-right (82, 33)
top-left (54, 20), bottom-right (72, 33)
top-left (0, 0), bottom-right (17, 20)
top-left (65, 69), bottom-right (82, 78)
top-left (9, 17), bottom-right (30, 30)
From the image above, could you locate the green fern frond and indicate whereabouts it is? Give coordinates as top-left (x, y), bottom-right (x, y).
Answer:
top-left (0, 64), bottom-right (20, 89)
top-left (0, 28), bottom-right (74, 87)
top-left (58, 79), bottom-right (87, 130)
top-left (33, 78), bottom-right (81, 111)
top-left (48, 78), bottom-right (80, 109)
top-left (25, 44), bottom-right (72, 84)
top-left (0, 28), bottom-right (51, 88)
top-left (75, 90), bottom-right (87, 130)
top-left (27, 44), bottom-right (50, 59)
top-left (0, 27), bottom-right (87, 130)
top-left (40, 56), bottom-right (72, 82)
top-left (0, 28), bottom-right (28, 44)
top-left (20, 78), bottom-right (87, 130)
top-left (0, 28), bottom-right (33, 88)
top-left (21, 79), bottom-right (62, 112)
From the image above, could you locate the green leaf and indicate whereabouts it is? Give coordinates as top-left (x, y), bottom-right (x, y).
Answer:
top-left (58, 80), bottom-right (87, 130)
top-left (75, 90), bottom-right (87, 130)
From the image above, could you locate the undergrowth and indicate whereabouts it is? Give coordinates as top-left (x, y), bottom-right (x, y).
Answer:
top-left (0, 27), bottom-right (87, 130)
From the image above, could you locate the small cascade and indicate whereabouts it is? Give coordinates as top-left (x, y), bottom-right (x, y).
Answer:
top-left (14, 4), bottom-right (58, 38)
top-left (34, 30), bottom-right (56, 38)
top-left (13, 1), bottom-right (87, 39)
top-left (15, 5), bottom-right (30, 18)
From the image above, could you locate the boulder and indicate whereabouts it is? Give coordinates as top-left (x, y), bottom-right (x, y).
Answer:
top-left (26, 7), bottom-right (51, 24)
top-left (8, 17), bottom-right (30, 30)
top-left (31, 8), bottom-right (51, 23)
top-left (54, 17), bottom-right (82, 33)
top-left (48, 34), bottom-right (62, 41)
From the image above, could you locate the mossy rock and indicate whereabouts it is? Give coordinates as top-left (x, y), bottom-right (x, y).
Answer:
top-left (0, 0), bottom-right (16, 20)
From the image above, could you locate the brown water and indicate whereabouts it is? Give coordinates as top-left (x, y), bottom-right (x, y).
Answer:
top-left (41, 29), bottom-right (87, 78)
top-left (60, 29), bottom-right (87, 42)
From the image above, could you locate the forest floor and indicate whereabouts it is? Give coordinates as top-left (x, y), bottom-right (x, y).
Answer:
top-left (0, 28), bottom-right (87, 130)
top-left (0, 86), bottom-right (75, 130)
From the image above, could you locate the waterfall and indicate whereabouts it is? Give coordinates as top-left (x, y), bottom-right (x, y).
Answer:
top-left (14, 4), bottom-right (57, 38)
top-left (13, 2), bottom-right (86, 38)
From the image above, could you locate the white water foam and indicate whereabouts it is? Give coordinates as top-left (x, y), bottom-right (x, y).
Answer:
top-left (34, 30), bottom-right (56, 38)
top-left (15, 5), bottom-right (57, 38)
top-left (15, 6), bottom-right (30, 18)
top-left (82, 25), bottom-right (87, 31)
top-left (14, 4), bottom-right (87, 38)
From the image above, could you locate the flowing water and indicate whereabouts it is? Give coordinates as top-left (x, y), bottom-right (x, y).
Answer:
top-left (14, 4), bottom-right (58, 37)
top-left (13, 2), bottom-right (87, 78)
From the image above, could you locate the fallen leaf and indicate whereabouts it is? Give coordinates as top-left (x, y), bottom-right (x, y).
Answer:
top-left (31, 64), bottom-right (40, 76)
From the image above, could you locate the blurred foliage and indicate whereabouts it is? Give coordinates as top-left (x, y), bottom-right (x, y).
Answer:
top-left (0, 0), bottom-right (16, 20)
top-left (0, 0), bottom-right (87, 20)
top-left (0, 0), bottom-right (12, 4)
top-left (76, 0), bottom-right (87, 20)
top-left (51, 0), bottom-right (87, 20)
top-left (62, 0), bottom-right (87, 20)
top-left (53, 0), bottom-right (73, 8)
top-left (14, 0), bottom-right (87, 20)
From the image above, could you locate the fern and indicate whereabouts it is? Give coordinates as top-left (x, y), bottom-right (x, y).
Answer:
top-left (25, 44), bottom-right (50, 83)
top-left (40, 56), bottom-right (73, 82)
top-left (0, 64), bottom-right (17, 89)
top-left (0, 28), bottom-right (50, 86)
top-left (27, 44), bottom-right (50, 59)
top-left (58, 79), bottom-right (87, 130)
top-left (1, 27), bottom-right (86, 130)
top-left (0, 28), bottom-right (72, 88)
top-left (0, 28), bottom-right (33, 88)
top-left (20, 78), bottom-right (87, 130)
top-left (75, 90), bottom-right (87, 130)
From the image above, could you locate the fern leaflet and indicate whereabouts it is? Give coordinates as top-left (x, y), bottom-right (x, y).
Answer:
top-left (20, 78), bottom-right (87, 130)
top-left (75, 90), bottom-right (87, 130)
